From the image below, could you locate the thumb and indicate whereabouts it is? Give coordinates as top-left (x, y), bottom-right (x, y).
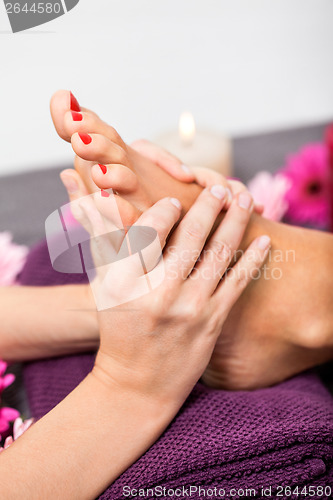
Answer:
top-left (130, 139), bottom-right (195, 183)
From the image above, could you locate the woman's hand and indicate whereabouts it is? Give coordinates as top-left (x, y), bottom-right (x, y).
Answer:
top-left (90, 185), bottom-right (270, 409)
top-left (131, 139), bottom-right (264, 214)
top-left (0, 180), bottom-right (270, 500)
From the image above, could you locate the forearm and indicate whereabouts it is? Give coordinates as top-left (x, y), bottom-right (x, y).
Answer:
top-left (0, 368), bottom-right (175, 500)
top-left (0, 285), bottom-right (98, 361)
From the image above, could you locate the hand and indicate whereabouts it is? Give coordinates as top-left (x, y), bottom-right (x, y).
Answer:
top-left (89, 186), bottom-right (271, 409)
top-left (131, 139), bottom-right (264, 214)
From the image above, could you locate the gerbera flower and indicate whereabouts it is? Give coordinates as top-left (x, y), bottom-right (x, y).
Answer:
top-left (0, 232), bottom-right (28, 286)
top-left (279, 144), bottom-right (330, 227)
top-left (247, 171), bottom-right (290, 222)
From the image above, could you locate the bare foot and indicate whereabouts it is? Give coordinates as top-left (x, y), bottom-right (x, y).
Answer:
top-left (51, 90), bottom-right (333, 390)
top-left (50, 90), bottom-right (201, 220)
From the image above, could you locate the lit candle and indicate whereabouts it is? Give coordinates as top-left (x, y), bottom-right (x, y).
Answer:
top-left (154, 112), bottom-right (232, 177)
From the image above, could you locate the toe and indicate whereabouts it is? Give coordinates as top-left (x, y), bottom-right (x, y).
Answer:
top-left (93, 190), bottom-right (142, 229)
top-left (71, 133), bottom-right (130, 167)
top-left (91, 163), bottom-right (138, 193)
top-left (63, 110), bottom-right (125, 147)
top-left (50, 89), bottom-right (125, 147)
top-left (50, 89), bottom-right (74, 141)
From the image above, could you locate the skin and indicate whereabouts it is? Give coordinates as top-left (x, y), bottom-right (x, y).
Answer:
top-left (0, 285), bottom-right (97, 362)
top-left (0, 187), bottom-right (269, 499)
top-left (50, 90), bottom-right (333, 390)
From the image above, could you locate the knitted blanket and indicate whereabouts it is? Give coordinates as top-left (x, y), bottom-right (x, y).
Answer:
top-left (19, 240), bottom-right (333, 500)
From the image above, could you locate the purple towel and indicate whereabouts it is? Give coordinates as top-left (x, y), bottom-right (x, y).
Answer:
top-left (19, 240), bottom-right (333, 499)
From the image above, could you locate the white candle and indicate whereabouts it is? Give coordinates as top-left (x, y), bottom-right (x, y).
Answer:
top-left (154, 112), bottom-right (233, 177)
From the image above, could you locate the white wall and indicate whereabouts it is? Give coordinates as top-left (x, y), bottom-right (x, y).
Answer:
top-left (1, 0), bottom-right (333, 176)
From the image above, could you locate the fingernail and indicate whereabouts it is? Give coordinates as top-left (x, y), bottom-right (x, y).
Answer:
top-left (170, 198), bottom-right (182, 209)
top-left (99, 164), bottom-right (107, 175)
top-left (60, 174), bottom-right (78, 194)
top-left (70, 92), bottom-right (81, 112)
top-left (210, 185), bottom-right (226, 200)
top-left (238, 192), bottom-right (252, 210)
top-left (78, 133), bottom-right (92, 145)
top-left (257, 235), bottom-right (271, 251)
top-left (181, 164), bottom-right (191, 175)
top-left (71, 111), bottom-right (83, 122)
top-left (101, 189), bottom-right (110, 198)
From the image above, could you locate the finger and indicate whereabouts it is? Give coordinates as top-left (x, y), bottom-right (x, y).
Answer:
top-left (60, 169), bottom-right (96, 234)
top-left (254, 204), bottom-right (265, 215)
top-left (190, 167), bottom-right (233, 208)
top-left (228, 179), bottom-right (263, 214)
top-left (191, 166), bottom-right (228, 188)
top-left (112, 197), bottom-right (182, 279)
top-left (130, 139), bottom-right (195, 182)
top-left (134, 197), bottom-right (182, 249)
top-left (212, 234), bottom-right (271, 314)
top-left (164, 185), bottom-right (227, 282)
top-left (189, 191), bottom-right (254, 297)
top-left (60, 168), bottom-right (89, 201)
top-left (60, 170), bottom-right (118, 272)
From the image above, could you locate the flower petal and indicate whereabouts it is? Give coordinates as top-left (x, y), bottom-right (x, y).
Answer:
top-left (1, 407), bottom-right (20, 421)
top-left (1, 373), bottom-right (15, 389)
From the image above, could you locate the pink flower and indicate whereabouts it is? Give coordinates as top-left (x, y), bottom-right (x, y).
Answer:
top-left (0, 417), bottom-right (33, 452)
top-left (0, 407), bottom-right (20, 434)
top-left (12, 417), bottom-right (34, 440)
top-left (247, 171), bottom-right (290, 221)
top-left (279, 144), bottom-right (330, 227)
top-left (0, 361), bottom-right (18, 435)
top-left (0, 361), bottom-right (15, 393)
top-left (0, 232), bottom-right (28, 286)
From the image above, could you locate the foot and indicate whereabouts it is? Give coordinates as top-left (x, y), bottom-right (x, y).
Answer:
top-left (51, 90), bottom-right (333, 390)
top-left (203, 219), bottom-right (333, 389)
top-left (50, 90), bottom-right (201, 227)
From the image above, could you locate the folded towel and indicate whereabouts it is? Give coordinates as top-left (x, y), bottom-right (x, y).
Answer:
top-left (20, 240), bottom-right (333, 499)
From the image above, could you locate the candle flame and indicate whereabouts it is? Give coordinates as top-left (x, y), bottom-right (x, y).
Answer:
top-left (179, 112), bottom-right (196, 145)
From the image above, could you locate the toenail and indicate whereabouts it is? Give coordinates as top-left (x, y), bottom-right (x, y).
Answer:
top-left (78, 133), bottom-right (92, 145)
top-left (99, 164), bottom-right (107, 174)
top-left (71, 111), bottom-right (83, 122)
top-left (101, 189), bottom-right (110, 198)
top-left (70, 92), bottom-right (81, 112)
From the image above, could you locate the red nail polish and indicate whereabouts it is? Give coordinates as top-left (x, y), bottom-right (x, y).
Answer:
top-left (78, 133), bottom-right (92, 145)
top-left (71, 111), bottom-right (83, 122)
top-left (70, 92), bottom-right (81, 112)
top-left (101, 189), bottom-right (109, 198)
top-left (99, 164), bottom-right (107, 174)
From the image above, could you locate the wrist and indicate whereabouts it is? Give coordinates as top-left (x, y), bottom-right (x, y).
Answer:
top-left (93, 350), bottom-right (181, 420)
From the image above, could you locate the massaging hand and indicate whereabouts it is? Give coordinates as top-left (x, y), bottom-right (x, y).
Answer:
top-left (131, 139), bottom-right (264, 214)
top-left (69, 180), bottom-right (271, 407)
